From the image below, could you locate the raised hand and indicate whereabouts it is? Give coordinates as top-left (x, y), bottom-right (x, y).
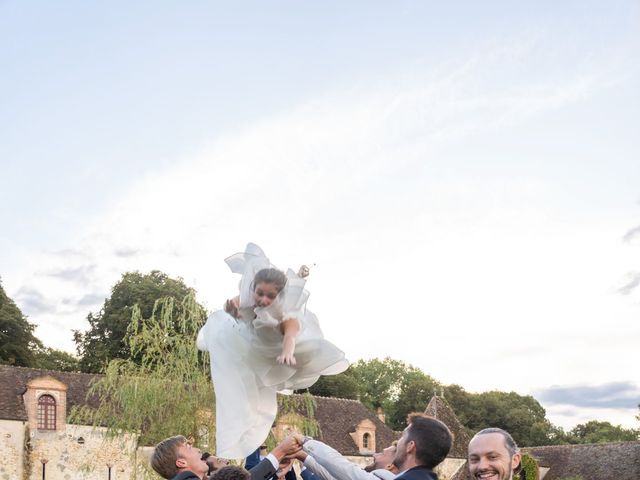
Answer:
top-left (271, 434), bottom-right (302, 460)
top-left (224, 296), bottom-right (240, 318)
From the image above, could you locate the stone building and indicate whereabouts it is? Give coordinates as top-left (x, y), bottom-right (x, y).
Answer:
top-left (0, 365), bottom-right (396, 479)
top-left (6, 364), bottom-right (636, 480)
top-left (0, 365), bottom-right (137, 480)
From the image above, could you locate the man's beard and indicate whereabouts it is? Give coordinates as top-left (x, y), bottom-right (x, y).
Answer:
top-left (363, 463), bottom-right (376, 473)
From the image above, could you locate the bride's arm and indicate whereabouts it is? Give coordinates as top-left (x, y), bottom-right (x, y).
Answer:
top-left (277, 318), bottom-right (300, 365)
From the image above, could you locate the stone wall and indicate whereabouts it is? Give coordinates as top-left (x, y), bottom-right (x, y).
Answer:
top-left (26, 424), bottom-right (137, 480)
top-left (0, 420), bottom-right (26, 480)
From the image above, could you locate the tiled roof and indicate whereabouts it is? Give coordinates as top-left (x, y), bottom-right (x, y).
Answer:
top-left (424, 396), bottom-right (471, 458)
top-left (523, 441), bottom-right (640, 480)
top-left (311, 395), bottom-right (398, 455)
top-left (0, 365), bottom-right (101, 422)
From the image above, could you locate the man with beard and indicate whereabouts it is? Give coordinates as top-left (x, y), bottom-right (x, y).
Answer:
top-left (467, 428), bottom-right (522, 480)
top-left (392, 414), bottom-right (452, 480)
top-left (292, 434), bottom-right (398, 480)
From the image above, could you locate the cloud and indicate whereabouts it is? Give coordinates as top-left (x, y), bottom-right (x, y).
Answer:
top-left (622, 225), bottom-right (640, 244)
top-left (616, 272), bottom-right (640, 295)
top-left (536, 382), bottom-right (640, 409)
top-left (62, 293), bottom-right (106, 307)
top-left (14, 286), bottom-right (56, 315)
top-left (48, 248), bottom-right (86, 258)
top-left (114, 247), bottom-right (140, 258)
top-left (45, 264), bottom-right (96, 284)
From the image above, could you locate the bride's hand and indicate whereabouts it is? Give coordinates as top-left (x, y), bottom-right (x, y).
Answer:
top-left (277, 352), bottom-right (297, 366)
top-left (224, 297), bottom-right (240, 318)
top-left (278, 319), bottom-right (299, 366)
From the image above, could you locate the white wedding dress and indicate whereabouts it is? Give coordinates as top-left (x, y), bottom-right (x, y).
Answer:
top-left (197, 243), bottom-right (349, 459)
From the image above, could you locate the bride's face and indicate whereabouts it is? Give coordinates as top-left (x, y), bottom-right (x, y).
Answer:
top-left (253, 281), bottom-right (279, 307)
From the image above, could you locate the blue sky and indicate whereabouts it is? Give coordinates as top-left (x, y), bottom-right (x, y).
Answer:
top-left (1, 1), bottom-right (639, 431)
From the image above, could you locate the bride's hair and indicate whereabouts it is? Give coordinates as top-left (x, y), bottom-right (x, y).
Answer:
top-left (253, 268), bottom-right (287, 293)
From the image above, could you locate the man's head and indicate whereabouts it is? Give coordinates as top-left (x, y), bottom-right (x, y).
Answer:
top-left (151, 435), bottom-right (209, 479)
top-left (392, 414), bottom-right (453, 472)
top-left (212, 466), bottom-right (251, 480)
top-left (364, 444), bottom-right (398, 473)
top-left (204, 454), bottom-right (230, 475)
top-left (467, 428), bottom-right (521, 480)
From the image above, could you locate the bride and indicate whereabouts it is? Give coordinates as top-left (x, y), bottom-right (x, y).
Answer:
top-left (197, 243), bottom-right (349, 459)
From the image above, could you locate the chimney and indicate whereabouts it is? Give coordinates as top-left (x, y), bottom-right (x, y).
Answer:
top-left (376, 407), bottom-right (386, 424)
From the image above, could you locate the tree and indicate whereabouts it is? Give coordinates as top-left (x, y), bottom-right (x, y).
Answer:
top-left (388, 368), bottom-right (440, 429)
top-left (444, 385), bottom-right (557, 447)
top-left (564, 420), bottom-right (639, 444)
top-left (70, 293), bottom-right (214, 451)
top-left (73, 270), bottom-right (205, 373)
top-left (0, 278), bottom-right (41, 367)
top-left (349, 357), bottom-right (412, 410)
top-left (307, 371), bottom-right (360, 399)
top-left (33, 346), bottom-right (80, 372)
top-left (308, 357), bottom-right (441, 430)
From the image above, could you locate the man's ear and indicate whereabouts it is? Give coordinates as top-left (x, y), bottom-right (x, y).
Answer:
top-left (511, 452), bottom-right (521, 471)
top-left (176, 457), bottom-right (187, 469)
top-left (407, 440), bottom-right (417, 454)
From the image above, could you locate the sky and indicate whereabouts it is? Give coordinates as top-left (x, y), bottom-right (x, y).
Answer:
top-left (1, 1), bottom-right (639, 431)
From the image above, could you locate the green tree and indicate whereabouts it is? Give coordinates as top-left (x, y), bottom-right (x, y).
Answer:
top-left (444, 385), bottom-right (557, 447)
top-left (0, 278), bottom-right (41, 367)
top-left (33, 346), bottom-right (80, 372)
top-left (307, 371), bottom-right (360, 399)
top-left (308, 357), bottom-right (441, 430)
top-left (349, 357), bottom-right (411, 410)
top-left (70, 293), bottom-right (214, 451)
top-left (388, 368), bottom-right (440, 429)
top-left (73, 270), bottom-right (205, 373)
top-left (564, 420), bottom-right (639, 444)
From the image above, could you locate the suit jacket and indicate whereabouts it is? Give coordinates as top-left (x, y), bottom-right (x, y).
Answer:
top-left (171, 471), bottom-right (202, 480)
top-left (249, 458), bottom-right (278, 480)
top-left (246, 447), bottom-right (303, 480)
top-left (394, 466), bottom-right (437, 480)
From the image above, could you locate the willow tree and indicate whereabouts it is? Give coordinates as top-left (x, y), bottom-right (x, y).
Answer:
top-left (70, 292), bottom-right (215, 449)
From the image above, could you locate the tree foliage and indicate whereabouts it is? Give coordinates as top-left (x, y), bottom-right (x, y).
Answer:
top-left (309, 357), bottom-right (440, 430)
top-left (0, 278), bottom-right (41, 367)
top-left (520, 453), bottom-right (540, 480)
top-left (444, 385), bottom-right (558, 447)
top-left (73, 270), bottom-right (205, 373)
top-left (309, 356), bottom-right (569, 445)
top-left (70, 292), bottom-right (214, 450)
top-left (307, 371), bottom-right (360, 400)
top-left (562, 420), bottom-right (639, 444)
top-left (33, 346), bottom-right (80, 372)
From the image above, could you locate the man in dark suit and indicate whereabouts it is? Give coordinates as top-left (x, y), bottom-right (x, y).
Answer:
top-left (392, 414), bottom-right (452, 480)
top-left (151, 435), bottom-right (300, 480)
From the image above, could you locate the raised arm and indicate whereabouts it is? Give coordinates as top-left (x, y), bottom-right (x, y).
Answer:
top-left (277, 318), bottom-right (300, 365)
top-left (292, 449), bottom-right (337, 480)
top-left (294, 436), bottom-right (380, 480)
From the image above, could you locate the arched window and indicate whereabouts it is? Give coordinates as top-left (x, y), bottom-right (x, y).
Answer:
top-left (37, 395), bottom-right (56, 430)
top-left (362, 432), bottom-right (371, 449)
